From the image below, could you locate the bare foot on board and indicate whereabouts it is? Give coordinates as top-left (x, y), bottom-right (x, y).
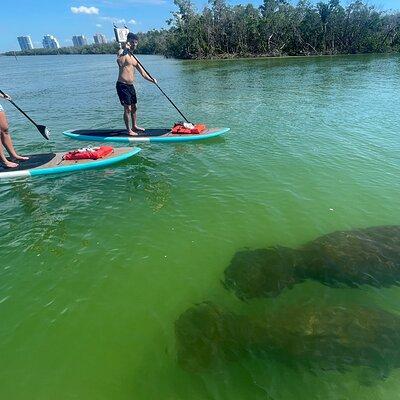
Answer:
top-left (14, 155), bottom-right (29, 161)
top-left (127, 129), bottom-right (139, 136)
top-left (133, 126), bottom-right (145, 133)
top-left (2, 160), bottom-right (19, 168)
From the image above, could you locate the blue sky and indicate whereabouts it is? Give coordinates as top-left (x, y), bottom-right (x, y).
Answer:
top-left (0, 0), bottom-right (399, 52)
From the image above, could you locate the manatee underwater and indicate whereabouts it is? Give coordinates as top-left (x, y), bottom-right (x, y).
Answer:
top-left (175, 302), bottom-right (400, 377)
top-left (224, 225), bottom-right (400, 299)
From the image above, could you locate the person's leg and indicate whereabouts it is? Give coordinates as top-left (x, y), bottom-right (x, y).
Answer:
top-left (0, 111), bottom-right (28, 161)
top-left (117, 83), bottom-right (135, 135)
top-left (131, 104), bottom-right (144, 132)
top-left (123, 105), bottom-right (135, 135)
top-left (0, 139), bottom-right (18, 168)
top-left (0, 111), bottom-right (20, 168)
top-left (129, 85), bottom-right (144, 133)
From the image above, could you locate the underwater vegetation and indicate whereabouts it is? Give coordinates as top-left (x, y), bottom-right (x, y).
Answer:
top-left (175, 302), bottom-right (400, 376)
top-left (224, 225), bottom-right (400, 299)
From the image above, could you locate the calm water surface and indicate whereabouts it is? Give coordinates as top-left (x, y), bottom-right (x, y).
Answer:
top-left (0, 54), bottom-right (399, 399)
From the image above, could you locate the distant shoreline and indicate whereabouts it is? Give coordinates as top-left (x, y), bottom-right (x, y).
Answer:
top-left (2, 42), bottom-right (120, 57)
top-left (2, 50), bottom-right (399, 61)
top-left (2, 1), bottom-right (400, 61)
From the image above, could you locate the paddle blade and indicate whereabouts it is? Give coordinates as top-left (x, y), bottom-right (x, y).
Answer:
top-left (37, 125), bottom-right (50, 140)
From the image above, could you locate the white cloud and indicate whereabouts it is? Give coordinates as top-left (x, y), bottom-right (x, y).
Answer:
top-left (128, 19), bottom-right (137, 25)
top-left (96, 23), bottom-right (102, 27)
top-left (71, 6), bottom-right (99, 15)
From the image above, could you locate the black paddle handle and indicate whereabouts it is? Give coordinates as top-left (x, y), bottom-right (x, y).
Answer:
top-left (0, 89), bottom-right (39, 127)
top-left (130, 53), bottom-right (191, 123)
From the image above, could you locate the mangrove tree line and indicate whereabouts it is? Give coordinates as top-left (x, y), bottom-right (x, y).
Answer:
top-left (163, 0), bottom-right (400, 58)
top-left (4, 0), bottom-right (400, 59)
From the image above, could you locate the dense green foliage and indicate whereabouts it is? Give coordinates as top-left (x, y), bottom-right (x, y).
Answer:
top-left (164, 0), bottom-right (400, 58)
top-left (4, 0), bottom-right (400, 59)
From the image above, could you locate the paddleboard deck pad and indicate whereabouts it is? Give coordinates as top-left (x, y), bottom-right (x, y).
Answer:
top-left (0, 147), bottom-right (140, 180)
top-left (63, 127), bottom-right (230, 143)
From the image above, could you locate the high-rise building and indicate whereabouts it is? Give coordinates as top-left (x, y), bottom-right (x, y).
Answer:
top-left (42, 35), bottom-right (60, 49)
top-left (72, 35), bottom-right (88, 47)
top-left (93, 33), bottom-right (107, 44)
top-left (17, 36), bottom-right (34, 51)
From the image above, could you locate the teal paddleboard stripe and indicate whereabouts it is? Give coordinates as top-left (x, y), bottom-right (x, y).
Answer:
top-left (148, 128), bottom-right (230, 142)
top-left (63, 128), bottom-right (230, 143)
top-left (64, 132), bottom-right (132, 143)
top-left (30, 148), bottom-right (141, 176)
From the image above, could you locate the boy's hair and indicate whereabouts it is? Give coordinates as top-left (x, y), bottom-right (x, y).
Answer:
top-left (127, 32), bottom-right (139, 42)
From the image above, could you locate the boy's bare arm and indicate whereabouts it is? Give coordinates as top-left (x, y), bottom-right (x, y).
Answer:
top-left (135, 62), bottom-right (157, 84)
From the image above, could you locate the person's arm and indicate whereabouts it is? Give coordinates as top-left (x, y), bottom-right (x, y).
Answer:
top-left (116, 47), bottom-right (126, 67)
top-left (118, 42), bottom-right (131, 58)
top-left (116, 52), bottom-right (124, 67)
top-left (134, 61), bottom-right (157, 84)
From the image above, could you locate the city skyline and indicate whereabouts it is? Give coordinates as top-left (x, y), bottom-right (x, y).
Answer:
top-left (1, 0), bottom-right (399, 52)
top-left (17, 36), bottom-right (34, 51)
top-left (16, 32), bottom-right (109, 51)
top-left (72, 35), bottom-right (88, 47)
top-left (42, 35), bottom-right (61, 49)
top-left (93, 33), bottom-right (108, 45)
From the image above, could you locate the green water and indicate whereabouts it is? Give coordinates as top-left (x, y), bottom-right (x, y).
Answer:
top-left (0, 54), bottom-right (399, 399)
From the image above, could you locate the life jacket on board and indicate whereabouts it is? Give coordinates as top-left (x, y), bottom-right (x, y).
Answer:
top-left (63, 146), bottom-right (114, 160)
top-left (171, 122), bottom-right (207, 135)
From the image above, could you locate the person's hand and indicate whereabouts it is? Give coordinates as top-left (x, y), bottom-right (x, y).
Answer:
top-left (152, 78), bottom-right (157, 84)
top-left (1, 92), bottom-right (11, 100)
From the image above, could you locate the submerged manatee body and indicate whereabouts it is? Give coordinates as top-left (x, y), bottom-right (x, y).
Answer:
top-left (175, 302), bottom-right (400, 376)
top-left (223, 247), bottom-right (300, 299)
top-left (298, 225), bottom-right (400, 286)
top-left (224, 226), bottom-right (400, 299)
top-left (175, 302), bottom-right (241, 372)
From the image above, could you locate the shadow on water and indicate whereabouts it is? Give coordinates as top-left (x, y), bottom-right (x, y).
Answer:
top-left (224, 226), bottom-right (400, 300)
top-left (124, 154), bottom-right (173, 212)
top-left (10, 181), bottom-right (42, 214)
top-left (1, 181), bottom-right (69, 256)
top-left (175, 301), bottom-right (400, 383)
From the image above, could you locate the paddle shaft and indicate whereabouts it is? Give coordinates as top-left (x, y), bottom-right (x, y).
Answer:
top-left (129, 52), bottom-right (191, 123)
top-left (0, 89), bottom-right (50, 140)
top-left (0, 89), bottom-right (39, 128)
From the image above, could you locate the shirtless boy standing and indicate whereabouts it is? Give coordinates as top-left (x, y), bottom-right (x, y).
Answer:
top-left (116, 33), bottom-right (157, 136)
